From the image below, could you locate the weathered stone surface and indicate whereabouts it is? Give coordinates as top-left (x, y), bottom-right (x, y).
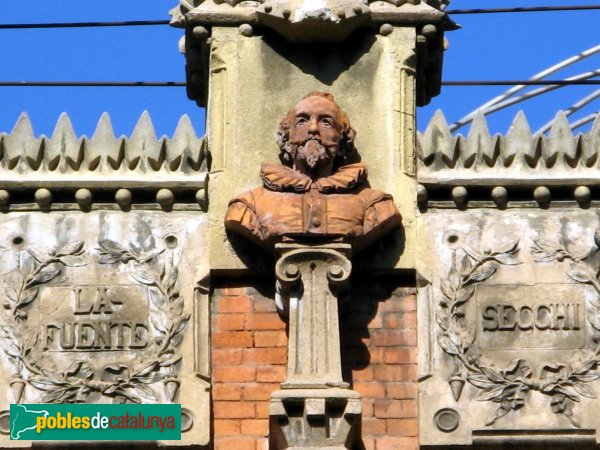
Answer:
top-left (418, 209), bottom-right (600, 446)
top-left (270, 388), bottom-right (361, 449)
top-left (206, 27), bottom-right (417, 273)
top-left (0, 113), bottom-right (207, 196)
top-left (0, 211), bottom-right (210, 447)
top-left (417, 110), bottom-right (600, 187)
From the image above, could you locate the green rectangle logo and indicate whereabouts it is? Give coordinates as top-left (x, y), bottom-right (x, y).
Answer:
top-left (10, 404), bottom-right (181, 441)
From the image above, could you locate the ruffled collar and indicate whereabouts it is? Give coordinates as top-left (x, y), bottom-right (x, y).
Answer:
top-left (260, 163), bottom-right (368, 193)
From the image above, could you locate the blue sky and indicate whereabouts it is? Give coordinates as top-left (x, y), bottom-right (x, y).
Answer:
top-left (0, 1), bottom-right (598, 138)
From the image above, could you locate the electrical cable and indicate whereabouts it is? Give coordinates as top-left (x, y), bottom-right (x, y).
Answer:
top-left (1, 80), bottom-right (600, 87)
top-left (0, 5), bottom-right (598, 29)
top-left (447, 5), bottom-right (600, 15)
top-left (0, 20), bottom-right (170, 29)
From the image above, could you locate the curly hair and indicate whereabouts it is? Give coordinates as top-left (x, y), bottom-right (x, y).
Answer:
top-left (275, 92), bottom-right (357, 169)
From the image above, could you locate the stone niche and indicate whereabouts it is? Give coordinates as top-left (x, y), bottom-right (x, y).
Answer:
top-left (418, 209), bottom-right (600, 446)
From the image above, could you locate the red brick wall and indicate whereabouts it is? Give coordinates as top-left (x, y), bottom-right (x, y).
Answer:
top-left (212, 287), bottom-right (287, 450)
top-left (211, 282), bottom-right (417, 450)
top-left (341, 285), bottom-right (418, 450)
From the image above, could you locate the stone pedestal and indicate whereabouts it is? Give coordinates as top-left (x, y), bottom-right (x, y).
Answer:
top-left (270, 243), bottom-right (361, 448)
top-left (270, 388), bottom-right (361, 450)
top-left (275, 243), bottom-right (351, 389)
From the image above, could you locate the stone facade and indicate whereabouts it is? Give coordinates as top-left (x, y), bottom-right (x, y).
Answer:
top-left (2, 0), bottom-right (599, 448)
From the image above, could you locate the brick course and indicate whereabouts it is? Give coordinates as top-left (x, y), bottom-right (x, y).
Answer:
top-left (211, 283), bottom-right (418, 450)
top-left (212, 289), bottom-right (288, 450)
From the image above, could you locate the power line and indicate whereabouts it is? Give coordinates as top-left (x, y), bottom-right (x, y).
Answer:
top-left (0, 81), bottom-right (185, 87)
top-left (447, 5), bottom-right (600, 15)
top-left (442, 80), bottom-right (600, 86)
top-left (1, 80), bottom-right (600, 87)
top-left (0, 20), bottom-right (169, 29)
top-left (0, 5), bottom-right (598, 29)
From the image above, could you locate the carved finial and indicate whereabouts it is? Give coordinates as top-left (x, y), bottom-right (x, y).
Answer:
top-left (87, 113), bottom-right (123, 171)
top-left (169, 114), bottom-right (202, 171)
top-left (47, 113), bottom-right (82, 172)
top-left (584, 113), bottom-right (600, 167)
top-left (419, 110), bottom-right (454, 167)
top-left (504, 111), bottom-right (534, 167)
top-left (545, 111), bottom-right (576, 168)
top-left (128, 111), bottom-right (164, 171)
top-left (465, 110), bottom-right (494, 168)
top-left (4, 113), bottom-right (39, 171)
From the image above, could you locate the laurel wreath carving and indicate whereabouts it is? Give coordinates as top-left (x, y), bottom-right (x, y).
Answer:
top-left (0, 238), bottom-right (188, 404)
top-left (437, 237), bottom-right (600, 427)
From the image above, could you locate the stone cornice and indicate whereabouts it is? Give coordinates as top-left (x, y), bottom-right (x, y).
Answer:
top-left (0, 112), bottom-right (208, 211)
top-left (418, 110), bottom-right (600, 186)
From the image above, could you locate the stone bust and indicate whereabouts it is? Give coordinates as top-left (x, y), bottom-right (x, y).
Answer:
top-left (225, 91), bottom-right (401, 252)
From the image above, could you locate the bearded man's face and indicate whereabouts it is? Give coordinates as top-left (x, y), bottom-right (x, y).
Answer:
top-left (288, 96), bottom-right (343, 174)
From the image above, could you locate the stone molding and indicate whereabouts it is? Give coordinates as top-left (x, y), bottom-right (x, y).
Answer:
top-left (417, 111), bottom-right (600, 209)
top-left (0, 112), bottom-right (208, 210)
top-left (170, 0), bottom-right (449, 107)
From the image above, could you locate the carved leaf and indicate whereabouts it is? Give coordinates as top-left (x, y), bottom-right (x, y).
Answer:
top-left (159, 354), bottom-right (182, 367)
top-left (59, 255), bottom-right (87, 267)
top-left (496, 240), bottom-right (519, 255)
top-left (448, 266), bottom-right (461, 292)
top-left (172, 300), bottom-right (184, 316)
top-left (23, 328), bottom-right (39, 352)
top-left (467, 374), bottom-right (496, 389)
top-left (435, 312), bottom-right (449, 331)
top-left (29, 377), bottom-right (59, 391)
top-left (571, 381), bottom-right (596, 399)
top-left (531, 240), bottom-right (560, 262)
top-left (151, 316), bottom-right (167, 333)
top-left (586, 307), bottom-right (600, 331)
top-left (469, 265), bottom-right (497, 283)
top-left (485, 405), bottom-right (511, 426)
top-left (138, 249), bottom-right (164, 263)
top-left (478, 385), bottom-right (509, 402)
top-left (3, 284), bottom-right (17, 303)
top-left (455, 285), bottom-right (475, 306)
top-left (134, 384), bottom-right (158, 401)
top-left (166, 267), bottom-right (178, 292)
top-left (43, 388), bottom-right (70, 403)
top-left (65, 361), bottom-right (94, 380)
top-left (2, 341), bottom-right (20, 358)
top-left (135, 372), bottom-right (165, 384)
top-left (567, 262), bottom-right (595, 284)
top-left (440, 279), bottom-right (453, 299)
top-left (481, 366), bottom-right (505, 384)
top-left (98, 253), bottom-right (121, 264)
top-left (438, 334), bottom-right (459, 356)
top-left (461, 326), bottom-right (476, 349)
top-left (98, 239), bottom-right (125, 254)
top-left (174, 314), bottom-right (190, 335)
top-left (131, 268), bottom-right (156, 286)
top-left (149, 289), bottom-right (165, 308)
top-left (19, 287), bottom-right (39, 307)
top-left (136, 361), bottom-right (158, 377)
top-left (460, 254), bottom-right (472, 273)
top-left (493, 253), bottom-right (520, 265)
top-left (30, 265), bottom-right (61, 287)
top-left (170, 332), bottom-right (184, 347)
top-left (574, 372), bottom-right (600, 383)
top-left (57, 241), bottom-right (84, 256)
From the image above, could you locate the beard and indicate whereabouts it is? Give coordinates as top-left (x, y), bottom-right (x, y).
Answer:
top-left (294, 139), bottom-right (334, 169)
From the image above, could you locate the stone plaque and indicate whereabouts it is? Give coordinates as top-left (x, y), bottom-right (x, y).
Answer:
top-left (0, 212), bottom-right (209, 447)
top-left (418, 210), bottom-right (600, 446)
top-left (476, 284), bottom-right (587, 350)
